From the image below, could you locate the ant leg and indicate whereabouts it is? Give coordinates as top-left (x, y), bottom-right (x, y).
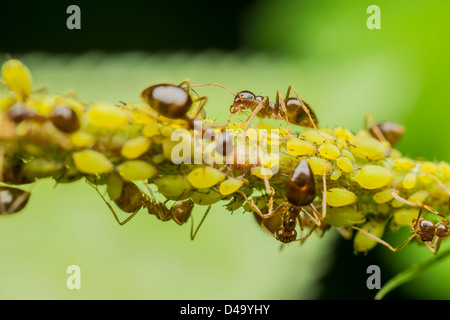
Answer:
top-left (275, 91), bottom-right (292, 136)
top-left (285, 85), bottom-right (327, 141)
top-left (321, 163), bottom-right (330, 219)
top-left (237, 190), bottom-right (285, 219)
top-left (0, 144), bottom-right (4, 182)
top-left (352, 226), bottom-right (417, 252)
top-left (188, 83), bottom-right (236, 97)
top-left (392, 192), bottom-right (445, 219)
top-left (301, 206), bottom-right (321, 227)
top-left (88, 182), bottom-right (139, 226)
top-left (365, 114), bottom-right (387, 143)
top-left (190, 96), bottom-right (209, 119)
top-left (241, 96), bottom-right (268, 134)
top-left (190, 205), bottom-right (212, 240)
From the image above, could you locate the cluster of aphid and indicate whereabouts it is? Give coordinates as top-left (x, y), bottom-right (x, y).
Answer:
top-left (1, 59), bottom-right (450, 255)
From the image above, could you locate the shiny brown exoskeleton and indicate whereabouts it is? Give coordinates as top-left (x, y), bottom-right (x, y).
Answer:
top-left (140, 81), bottom-right (208, 130)
top-left (0, 186), bottom-right (30, 215)
top-left (354, 192), bottom-right (450, 254)
top-left (230, 89), bottom-right (318, 130)
top-left (90, 181), bottom-right (194, 227)
top-left (6, 103), bottom-right (80, 134)
top-left (89, 180), bottom-right (209, 240)
top-left (369, 121), bottom-right (405, 146)
top-left (241, 159), bottom-right (327, 243)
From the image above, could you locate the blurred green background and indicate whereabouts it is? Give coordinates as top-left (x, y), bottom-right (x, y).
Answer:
top-left (1, 0), bottom-right (449, 299)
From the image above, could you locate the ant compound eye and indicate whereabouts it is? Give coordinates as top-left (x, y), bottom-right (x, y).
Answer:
top-left (237, 91), bottom-right (255, 100)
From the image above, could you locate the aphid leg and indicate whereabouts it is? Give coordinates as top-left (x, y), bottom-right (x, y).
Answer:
top-left (188, 83), bottom-right (236, 97)
top-left (190, 205), bottom-right (212, 240)
top-left (275, 91), bottom-right (292, 136)
top-left (242, 96), bottom-right (269, 134)
top-left (88, 182), bottom-right (139, 226)
top-left (285, 85), bottom-right (326, 141)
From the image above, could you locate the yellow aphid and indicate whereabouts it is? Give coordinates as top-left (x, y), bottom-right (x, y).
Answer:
top-left (70, 131), bottom-right (94, 148)
top-left (439, 161), bottom-right (450, 178)
top-left (260, 153), bottom-right (280, 168)
top-left (341, 149), bottom-right (355, 163)
top-left (153, 175), bottom-right (192, 200)
top-left (373, 188), bottom-right (397, 204)
top-left (28, 95), bottom-right (56, 116)
top-left (326, 188), bottom-right (357, 207)
top-left (324, 207), bottom-right (365, 227)
top-left (219, 178), bottom-right (244, 196)
top-left (349, 136), bottom-right (389, 160)
top-left (121, 136), bottom-right (151, 159)
top-left (132, 110), bottom-right (157, 125)
top-left (407, 190), bottom-right (429, 204)
top-left (336, 156), bottom-right (353, 173)
top-left (354, 219), bottom-right (386, 253)
top-left (391, 198), bottom-right (405, 208)
top-left (1, 59), bottom-right (33, 98)
top-left (286, 138), bottom-right (317, 156)
top-left (402, 172), bottom-right (416, 189)
top-left (88, 103), bottom-right (129, 129)
top-left (318, 142), bottom-right (341, 160)
top-left (418, 172), bottom-right (433, 184)
top-left (421, 161), bottom-right (438, 174)
top-left (300, 129), bottom-right (334, 145)
top-left (333, 127), bottom-right (354, 142)
top-left (142, 124), bottom-right (160, 137)
top-left (330, 169), bottom-right (341, 180)
top-left (392, 208), bottom-right (419, 228)
top-left (251, 166), bottom-right (274, 180)
top-left (307, 157), bottom-right (331, 176)
top-left (116, 160), bottom-right (158, 181)
top-left (187, 167), bottom-right (225, 189)
top-left (353, 165), bottom-right (393, 189)
top-left (254, 122), bottom-right (276, 131)
top-left (72, 150), bottom-right (113, 174)
top-left (191, 188), bottom-right (223, 206)
top-left (393, 158), bottom-right (415, 171)
top-left (0, 94), bottom-right (18, 111)
top-left (278, 126), bottom-right (290, 138)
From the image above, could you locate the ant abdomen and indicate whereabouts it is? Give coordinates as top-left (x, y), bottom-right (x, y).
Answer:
top-left (115, 181), bottom-right (143, 213)
top-left (141, 84), bottom-right (192, 120)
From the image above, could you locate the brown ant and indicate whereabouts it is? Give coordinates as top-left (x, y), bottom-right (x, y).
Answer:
top-left (188, 83), bottom-right (323, 140)
top-left (353, 191), bottom-right (449, 254)
top-left (88, 180), bottom-right (209, 240)
top-left (6, 102), bottom-right (80, 133)
top-left (365, 114), bottom-right (405, 147)
top-left (239, 159), bottom-right (329, 243)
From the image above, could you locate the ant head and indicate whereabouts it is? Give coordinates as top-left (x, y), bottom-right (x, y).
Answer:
top-left (435, 221), bottom-right (449, 238)
top-left (415, 218), bottom-right (435, 242)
